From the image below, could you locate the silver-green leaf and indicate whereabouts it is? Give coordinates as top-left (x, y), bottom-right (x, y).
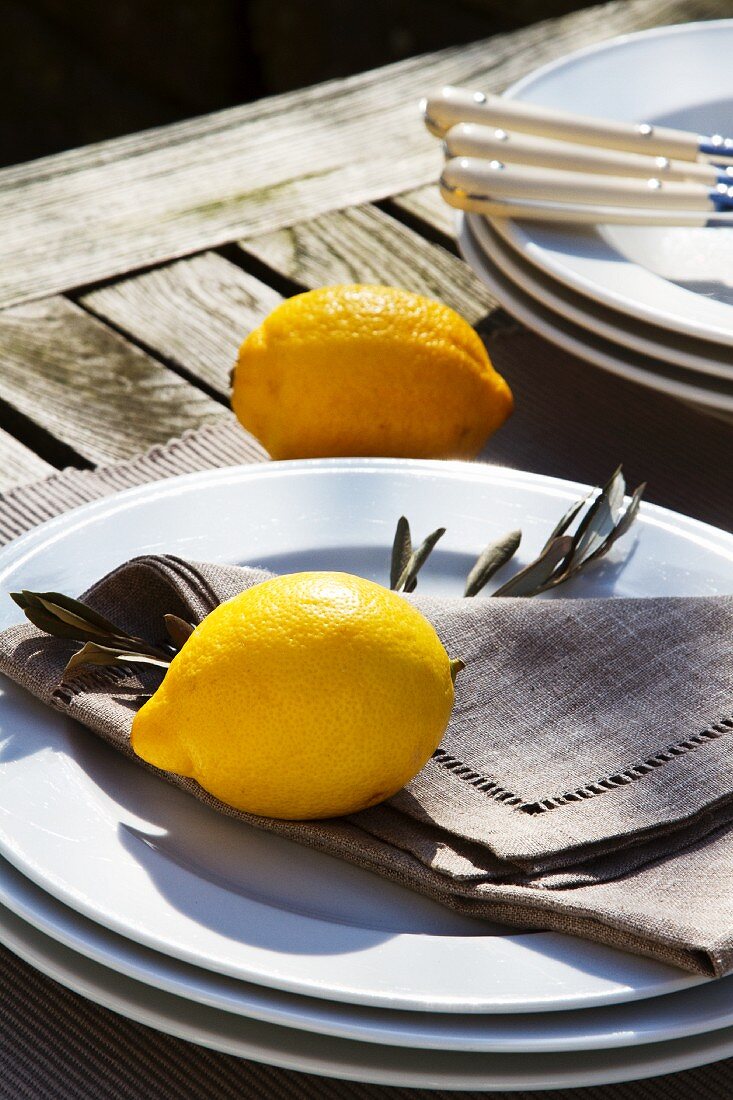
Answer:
top-left (63, 642), bottom-right (171, 678)
top-left (390, 516), bottom-right (413, 591)
top-left (395, 527), bottom-right (446, 593)
top-left (569, 465), bottom-right (625, 566)
top-left (492, 535), bottom-right (573, 598)
top-left (164, 614), bottom-right (196, 650)
top-left (464, 529), bottom-right (521, 597)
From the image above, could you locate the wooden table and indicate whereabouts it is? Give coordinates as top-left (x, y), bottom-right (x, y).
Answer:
top-left (2, 1), bottom-right (733, 1097)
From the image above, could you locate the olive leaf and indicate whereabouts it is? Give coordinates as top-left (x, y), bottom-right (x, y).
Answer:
top-left (543, 470), bottom-right (644, 591)
top-left (11, 590), bottom-right (124, 637)
top-left (493, 468), bottom-right (645, 598)
top-left (540, 495), bottom-right (588, 551)
top-left (164, 613), bottom-right (196, 650)
top-left (11, 590), bottom-right (178, 663)
top-left (390, 466), bottom-right (643, 601)
top-left (582, 481), bottom-right (646, 564)
top-left (565, 466), bottom-right (625, 568)
top-left (464, 529), bottom-right (521, 597)
top-left (63, 642), bottom-right (171, 679)
top-left (10, 590), bottom-right (149, 648)
top-left (390, 516), bottom-right (413, 591)
top-left (492, 536), bottom-right (573, 597)
top-left (392, 526), bottom-right (446, 593)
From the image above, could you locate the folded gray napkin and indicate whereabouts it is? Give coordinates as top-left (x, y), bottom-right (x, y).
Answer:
top-left (2, 553), bottom-right (733, 976)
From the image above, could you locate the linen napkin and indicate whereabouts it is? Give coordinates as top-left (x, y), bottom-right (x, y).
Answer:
top-left (2, 552), bottom-right (733, 977)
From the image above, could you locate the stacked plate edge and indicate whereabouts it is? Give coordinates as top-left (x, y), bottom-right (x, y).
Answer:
top-left (2, 460), bottom-right (733, 1087)
top-left (457, 20), bottom-right (733, 422)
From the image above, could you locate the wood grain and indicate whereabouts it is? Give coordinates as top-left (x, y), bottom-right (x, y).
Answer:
top-left (80, 204), bottom-right (512, 425)
top-left (81, 253), bottom-right (282, 397)
top-left (0, 297), bottom-right (227, 464)
top-left (0, 429), bottom-right (53, 490)
top-left (240, 204), bottom-right (513, 329)
top-left (0, 0), bottom-right (721, 308)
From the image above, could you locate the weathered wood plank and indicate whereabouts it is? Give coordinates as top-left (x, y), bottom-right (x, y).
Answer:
top-left (0, 298), bottom-right (228, 464)
top-left (393, 185), bottom-right (455, 238)
top-left (80, 206), bottom-right (509, 405)
top-left (81, 253), bottom-right (282, 398)
top-left (240, 204), bottom-right (507, 327)
top-left (0, 0), bottom-right (723, 308)
top-left (0, 429), bottom-right (53, 490)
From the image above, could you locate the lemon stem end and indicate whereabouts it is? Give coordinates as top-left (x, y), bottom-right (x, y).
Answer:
top-left (449, 657), bottom-right (465, 685)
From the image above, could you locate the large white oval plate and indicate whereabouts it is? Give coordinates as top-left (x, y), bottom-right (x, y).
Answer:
top-left (8, 852), bottom-right (733, 1053)
top-left (495, 20), bottom-right (733, 346)
top-left (0, 459), bottom-right (729, 1013)
top-left (5, 893), bottom-right (733, 1089)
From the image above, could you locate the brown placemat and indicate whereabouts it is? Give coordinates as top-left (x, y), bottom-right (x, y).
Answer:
top-left (1, 327), bottom-right (732, 1098)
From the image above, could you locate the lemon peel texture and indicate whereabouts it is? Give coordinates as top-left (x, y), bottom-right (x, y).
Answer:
top-left (231, 284), bottom-right (513, 460)
top-left (131, 571), bottom-right (458, 820)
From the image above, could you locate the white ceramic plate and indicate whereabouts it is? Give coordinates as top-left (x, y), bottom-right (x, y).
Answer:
top-left (458, 214), bottom-right (733, 418)
top-left (478, 217), bottom-right (733, 383)
top-left (1, 460), bottom-right (728, 1015)
top-left (4, 902), bottom-right (733, 1091)
top-left (496, 20), bottom-right (733, 346)
top-left (8, 848), bottom-right (733, 1054)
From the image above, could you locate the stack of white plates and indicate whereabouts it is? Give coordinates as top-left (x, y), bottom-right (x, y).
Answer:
top-left (3, 459), bottom-right (733, 1089)
top-left (456, 20), bottom-right (733, 422)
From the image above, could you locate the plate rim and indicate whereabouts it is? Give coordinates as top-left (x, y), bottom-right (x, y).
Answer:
top-left (2, 901), bottom-right (733, 1090)
top-left (1, 458), bottom-right (728, 1014)
top-left (497, 18), bottom-right (733, 346)
top-left (2, 457), bottom-right (732, 573)
top-left (459, 212), bottom-right (733, 414)
top-left (482, 217), bottom-right (733, 382)
top-left (2, 849), bottom-right (733, 1054)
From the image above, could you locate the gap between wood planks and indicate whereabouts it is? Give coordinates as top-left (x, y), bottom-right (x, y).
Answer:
top-left (77, 202), bottom-right (512, 401)
top-left (4, 190), bottom-right (733, 534)
top-left (0, 0), bottom-right (725, 309)
top-left (0, 294), bottom-right (227, 467)
top-left (0, 0), bottom-right (725, 466)
top-left (0, 198), bottom-right (512, 468)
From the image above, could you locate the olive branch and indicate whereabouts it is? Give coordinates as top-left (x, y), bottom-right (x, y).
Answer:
top-left (10, 467), bottom-right (643, 678)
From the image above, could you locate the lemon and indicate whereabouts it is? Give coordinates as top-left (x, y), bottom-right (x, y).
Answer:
top-left (231, 284), bottom-right (512, 460)
top-left (130, 572), bottom-right (459, 820)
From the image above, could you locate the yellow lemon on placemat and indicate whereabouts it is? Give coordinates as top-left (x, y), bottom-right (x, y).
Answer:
top-left (231, 284), bottom-right (512, 460)
top-left (130, 572), bottom-right (460, 820)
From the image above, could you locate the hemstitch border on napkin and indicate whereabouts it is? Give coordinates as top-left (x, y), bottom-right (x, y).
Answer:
top-left (434, 712), bottom-right (733, 815)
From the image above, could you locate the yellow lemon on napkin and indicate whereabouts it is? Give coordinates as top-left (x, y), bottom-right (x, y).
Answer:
top-left (130, 572), bottom-right (460, 820)
top-left (231, 284), bottom-right (512, 459)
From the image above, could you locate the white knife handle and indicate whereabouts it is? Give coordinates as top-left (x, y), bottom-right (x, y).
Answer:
top-left (444, 124), bottom-right (718, 185)
top-left (442, 158), bottom-right (712, 210)
top-left (424, 87), bottom-right (701, 160)
top-left (438, 184), bottom-right (712, 226)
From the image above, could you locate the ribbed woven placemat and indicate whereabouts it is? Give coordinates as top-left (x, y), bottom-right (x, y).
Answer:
top-left (1, 327), bottom-right (733, 1098)
top-left (2, 944), bottom-right (733, 1100)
